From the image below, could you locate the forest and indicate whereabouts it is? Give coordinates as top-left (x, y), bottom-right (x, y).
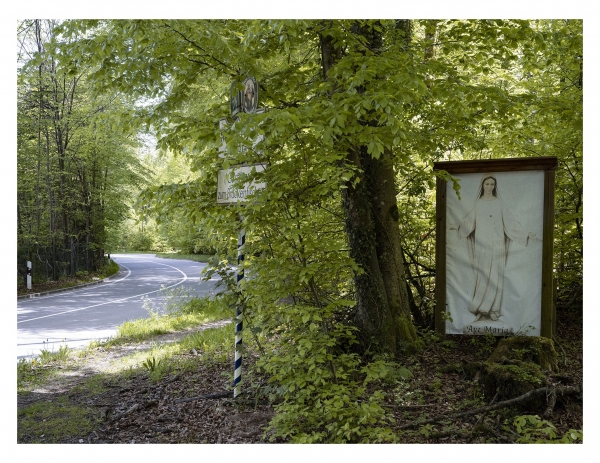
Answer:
top-left (17, 19), bottom-right (583, 444)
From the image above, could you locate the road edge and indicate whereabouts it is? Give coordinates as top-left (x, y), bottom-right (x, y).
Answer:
top-left (17, 265), bottom-right (123, 300)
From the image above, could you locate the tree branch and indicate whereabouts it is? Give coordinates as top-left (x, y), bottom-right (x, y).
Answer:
top-left (174, 391), bottom-right (233, 404)
top-left (162, 22), bottom-right (236, 76)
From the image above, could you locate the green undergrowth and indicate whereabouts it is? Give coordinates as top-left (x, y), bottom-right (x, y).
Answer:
top-left (17, 346), bottom-right (74, 392)
top-left (101, 259), bottom-right (120, 278)
top-left (253, 303), bottom-right (412, 443)
top-left (512, 415), bottom-right (583, 443)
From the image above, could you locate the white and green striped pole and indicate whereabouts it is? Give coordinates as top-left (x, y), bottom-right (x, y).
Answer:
top-left (233, 226), bottom-right (245, 398)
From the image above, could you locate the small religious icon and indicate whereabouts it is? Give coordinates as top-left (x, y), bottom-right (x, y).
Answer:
top-left (242, 77), bottom-right (258, 113)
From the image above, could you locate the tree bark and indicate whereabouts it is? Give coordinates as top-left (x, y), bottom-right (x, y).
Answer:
top-left (320, 21), bottom-right (421, 355)
top-left (341, 146), bottom-right (394, 347)
top-left (367, 150), bottom-right (421, 350)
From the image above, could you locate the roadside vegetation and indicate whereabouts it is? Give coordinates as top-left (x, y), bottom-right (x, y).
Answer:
top-left (17, 294), bottom-right (234, 443)
top-left (154, 252), bottom-right (214, 264)
top-left (103, 287), bottom-right (231, 345)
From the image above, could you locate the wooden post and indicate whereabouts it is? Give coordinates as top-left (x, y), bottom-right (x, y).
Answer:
top-left (435, 177), bottom-right (447, 337)
top-left (540, 169), bottom-right (556, 338)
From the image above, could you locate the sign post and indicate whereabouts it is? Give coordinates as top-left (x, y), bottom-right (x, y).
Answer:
top-left (219, 77), bottom-right (265, 399)
top-left (217, 164), bottom-right (266, 204)
top-left (233, 226), bottom-right (245, 398)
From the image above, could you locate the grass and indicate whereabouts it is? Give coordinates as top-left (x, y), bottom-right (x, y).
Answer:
top-left (101, 259), bottom-right (120, 277)
top-left (17, 359), bottom-right (52, 392)
top-left (17, 346), bottom-right (74, 392)
top-left (136, 322), bottom-right (234, 382)
top-left (107, 293), bottom-right (232, 345)
top-left (70, 372), bottom-right (112, 396)
top-left (154, 252), bottom-right (215, 263)
top-left (110, 293), bottom-right (234, 381)
top-left (38, 345), bottom-right (71, 363)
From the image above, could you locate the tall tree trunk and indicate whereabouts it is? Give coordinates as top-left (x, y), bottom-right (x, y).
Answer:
top-left (320, 21), bottom-right (421, 355)
top-left (45, 127), bottom-right (57, 280)
top-left (367, 149), bottom-right (421, 350)
top-left (35, 19), bottom-right (43, 238)
top-left (342, 146), bottom-right (396, 350)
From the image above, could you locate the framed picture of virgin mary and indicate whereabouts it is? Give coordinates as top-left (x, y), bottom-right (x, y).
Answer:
top-left (433, 157), bottom-right (558, 338)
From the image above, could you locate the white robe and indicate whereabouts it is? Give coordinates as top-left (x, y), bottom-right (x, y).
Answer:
top-left (457, 197), bottom-right (530, 318)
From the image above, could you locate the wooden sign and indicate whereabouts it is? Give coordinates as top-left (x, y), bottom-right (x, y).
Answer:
top-left (433, 157), bottom-right (558, 338)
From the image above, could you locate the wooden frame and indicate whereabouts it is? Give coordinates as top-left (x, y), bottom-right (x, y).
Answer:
top-left (434, 157), bottom-right (558, 338)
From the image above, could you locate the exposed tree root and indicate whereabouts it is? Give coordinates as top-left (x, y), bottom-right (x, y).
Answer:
top-left (398, 383), bottom-right (582, 430)
top-left (543, 387), bottom-right (557, 418)
top-left (107, 398), bottom-right (160, 423)
top-left (174, 391), bottom-right (233, 404)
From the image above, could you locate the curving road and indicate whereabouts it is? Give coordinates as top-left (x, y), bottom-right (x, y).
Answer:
top-left (17, 254), bottom-right (221, 360)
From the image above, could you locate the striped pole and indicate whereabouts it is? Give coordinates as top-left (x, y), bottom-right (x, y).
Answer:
top-left (233, 226), bottom-right (245, 398)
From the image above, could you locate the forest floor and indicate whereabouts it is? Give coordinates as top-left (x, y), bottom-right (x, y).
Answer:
top-left (17, 306), bottom-right (582, 445)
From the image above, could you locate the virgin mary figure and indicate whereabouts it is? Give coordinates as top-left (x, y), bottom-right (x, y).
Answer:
top-left (450, 175), bottom-right (541, 322)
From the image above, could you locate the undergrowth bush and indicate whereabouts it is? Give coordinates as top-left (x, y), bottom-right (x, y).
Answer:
top-left (255, 303), bottom-right (405, 443)
top-left (511, 415), bottom-right (583, 443)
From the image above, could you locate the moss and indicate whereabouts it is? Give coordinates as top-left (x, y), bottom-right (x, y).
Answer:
top-left (488, 336), bottom-right (558, 373)
top-left (378, 317), bottom-right (398, 353)
top-left (396, 315), bottom-right (423, 354)
top-left (18, 399), bottom-right (101, 443)
top-left (481, 361), bottom-right (546, 400)
top-left (475, 336), bottom-right (558, 411)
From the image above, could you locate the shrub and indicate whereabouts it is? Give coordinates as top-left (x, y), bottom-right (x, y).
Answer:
top-left (256, 303), bottom-right (404, 443)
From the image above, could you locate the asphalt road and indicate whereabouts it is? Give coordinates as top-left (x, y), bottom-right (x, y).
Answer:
top-left (17, 254), bottom-right (221, 360)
